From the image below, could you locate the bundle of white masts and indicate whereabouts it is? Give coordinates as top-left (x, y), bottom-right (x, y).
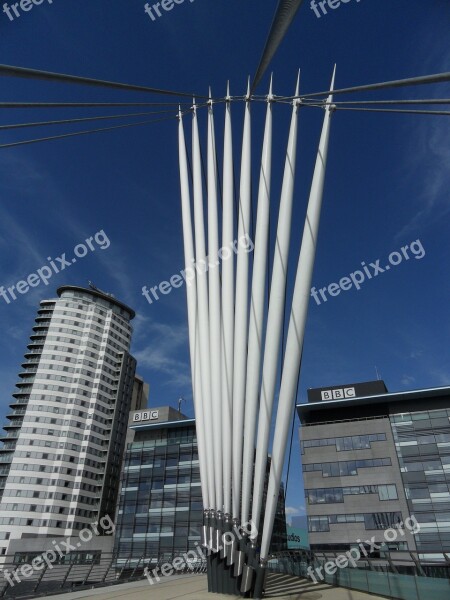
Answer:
top-left (178, 68), bottom-right (336, 597)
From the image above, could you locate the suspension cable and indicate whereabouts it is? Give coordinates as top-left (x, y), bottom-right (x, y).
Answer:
top-left (0, 64), bottom-right (207, 98)
top-left (302, 104), bottom-right (450, 116)
top-left (301, 98), bottom-right (450, 106)
top-left (294, 72), bottom-right (450, 99)
top-left (0, 109), bottom-right (178, 131)
top-left (0, 101), bottom-right (193, 108)
top-left (0, 114), bottom-right (178, 149)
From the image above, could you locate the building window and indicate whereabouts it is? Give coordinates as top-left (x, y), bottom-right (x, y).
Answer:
top-left (378, 485), bottom-right (398, 501)
top-left (302, 458), bottom-right (392, 478)
top-left (308, 517), bottom-right (330, 532)
top-left (306, 488), bottom-right (344, 504)
top-left (306, 485), bottom-right (399, 504)
top-left (301, 433), bottom-right (387, 454)
top-left (309, 512), bottom-right (403, 532)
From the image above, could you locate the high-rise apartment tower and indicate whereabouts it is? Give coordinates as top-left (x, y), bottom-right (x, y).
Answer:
top-left (0, 285), bottom-right (138, 558)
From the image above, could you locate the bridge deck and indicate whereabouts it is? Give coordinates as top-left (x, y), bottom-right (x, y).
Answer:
top-left (42, 572), bottom-right (389, 600)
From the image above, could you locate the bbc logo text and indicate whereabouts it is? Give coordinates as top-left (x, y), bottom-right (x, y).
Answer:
top-left (321, 387), bottom-right (356, 401)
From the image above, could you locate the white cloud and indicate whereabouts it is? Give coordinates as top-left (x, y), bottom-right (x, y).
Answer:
top-left (0, 154), bottom-right (44, 194)
top-left (401, 375), bottom-right (415, 386)
top-left (429, 367), bottom-right (450, 387)
top-left (395, 117), bottom-right (450, 240)
top-left (0, 205), bottom-right (44, 269)
top-left (395, 45), bottom-right (450, 241)
top-left (132, 317), bottom-right (191, 388)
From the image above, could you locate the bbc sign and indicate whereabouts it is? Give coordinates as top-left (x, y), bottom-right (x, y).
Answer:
top-left (132, 410), bottom-right (159, 423)
top-left (321, 387), bottom-right (356, 401)
top-left (308, 380), bottom-right (387, 403)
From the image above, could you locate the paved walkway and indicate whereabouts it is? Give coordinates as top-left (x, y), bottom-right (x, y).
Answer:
top-left (45, 573), bottom-right (388, 600)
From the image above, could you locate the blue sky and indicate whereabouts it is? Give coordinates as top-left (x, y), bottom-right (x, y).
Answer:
top-left (0, 0), bottom-right (449, 522)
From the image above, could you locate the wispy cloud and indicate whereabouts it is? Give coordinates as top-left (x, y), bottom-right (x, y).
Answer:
top-left (401, 375), bottom-right (415, 386)
top-left (132, 316), bottom-right (191, 388)
top-left (285, 505), bottom-right (306, 525)
top-left (0, 154), bottom-right (44, 194)
top-left (429, 367), bottom-right (450, 387)
top-left (395, 118), bottom-right (450, 240)
top-left (0, 205), bottom-right (44, 268)
top-left (395, 45), bottom-right (450, 241)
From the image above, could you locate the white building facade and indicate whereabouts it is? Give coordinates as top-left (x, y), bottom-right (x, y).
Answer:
top-left (0, 285), bottom-right (137, 558)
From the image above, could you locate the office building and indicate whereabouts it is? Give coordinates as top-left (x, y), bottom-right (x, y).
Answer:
top-left (0, 284), bottom-right (141, 559)
top-left (287, 515), bottom-right (309, 550)
top-left (114, 407), bottom-right (287, 562)
top-left (131, 375), bottom-right (149, 413)
top-left (114, 407), bottom-right (201, 562)
top-left (298, 380), bottom-right (450, 557)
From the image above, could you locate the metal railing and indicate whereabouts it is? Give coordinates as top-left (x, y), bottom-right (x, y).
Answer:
top-left (0, 552), bottom-right (207, 599)
top-left (268, 549), bottom-right (450, 600)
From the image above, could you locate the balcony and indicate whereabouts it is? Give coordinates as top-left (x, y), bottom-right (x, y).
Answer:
top-left (38, 303), bottom-right (54, 312)
top-left (0, 443), bottom-right (17, 451)
top-left (21, 359), bottom-right (40, 369)
top-left (3, 419), bottom-right (23, 429)
top-left (32, 327), bottom-right (49, 335)
top-left (18, 368), bottom-right (38, 378)
top-left (7, 409), bottom-right (26, 417)
top-left (10, 397), bottom-right (29, 406)
top-left (15, 378), bottom-right (35, 388)
top-left (12, 388), bottom-right (32, 398)
top-left (29, 334), bottom-right (46, 341)
top-left (27, 341), bottom-right (44, 348)
top-left (24, 349), bottom-right (43, 358)
top-left (0, 432), bottom-right (18, 442)
top-left (33, 322), bottom-right (50, 329)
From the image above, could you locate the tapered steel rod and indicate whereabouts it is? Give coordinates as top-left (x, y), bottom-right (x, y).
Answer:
top-left (259, 67), bottom-right (336, 562)
top-left (207, 93), bottom-right (224, 512)
top-left (221, 85), bottom-right (235, 518)
top-left (232, 81), bottom-right (252, 521)
top-left (252, 0), bottom-right (304, 91)
top-left (241, 79), bottom-right (274, 526)
top-left (250, 74), bottom-right (300, 541)
top-left (178, 112), bottom-right (209, 509)
top-left (192, 103), bottom-right (216, 510)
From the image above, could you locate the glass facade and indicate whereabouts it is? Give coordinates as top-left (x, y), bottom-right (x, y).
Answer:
top-left (391, 408), bottom-right (450, 553)
top-left (305, 484), bottom-right (398, 504)
top-left (115, 414), bottom-right (288, 561)
top-left (301, 433), bottom-right (387, 453)
top-left (115, 422), bottom-right (202, 561)
top-left (308, 512), bottom-right (403, 532)
top-left (302, 457), bottom-right (392, 477)
top-left (299, 382), bottom-right (450, 557)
